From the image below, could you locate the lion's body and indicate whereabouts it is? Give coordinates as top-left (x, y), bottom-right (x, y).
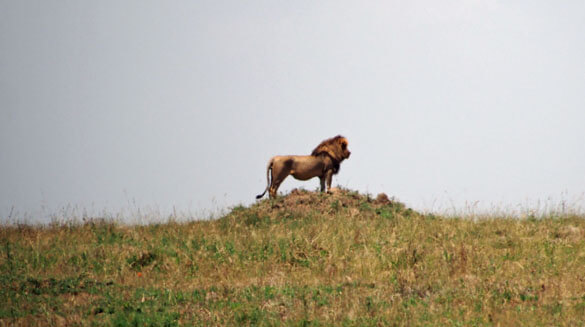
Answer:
top-left (256, 136), bottom-right (350, 199)
top-left (271, 155), bottom-right (333, 181)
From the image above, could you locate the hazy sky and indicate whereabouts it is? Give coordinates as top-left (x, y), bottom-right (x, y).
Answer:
top-left (2, 1), bottom-right (584, 223)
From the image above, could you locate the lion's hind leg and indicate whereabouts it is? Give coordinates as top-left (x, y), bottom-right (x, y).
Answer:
top-left (268, 159), bottom-right (291, 198)
top-left (269, 173), bottom-right (287, 198)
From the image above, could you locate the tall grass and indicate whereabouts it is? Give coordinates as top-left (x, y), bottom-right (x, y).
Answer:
top-left (1, 189), bottom-right (585, 326)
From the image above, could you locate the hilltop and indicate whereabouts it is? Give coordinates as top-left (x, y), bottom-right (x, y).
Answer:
top-left (1, 189), bottom-right (585, 326)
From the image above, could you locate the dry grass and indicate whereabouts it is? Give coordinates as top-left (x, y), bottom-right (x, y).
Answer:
top-left (2, 188), bottom-right (585, 326)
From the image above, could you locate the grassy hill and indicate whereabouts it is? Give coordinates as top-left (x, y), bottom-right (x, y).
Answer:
top-left (1, 189), bottom-right (585, 326)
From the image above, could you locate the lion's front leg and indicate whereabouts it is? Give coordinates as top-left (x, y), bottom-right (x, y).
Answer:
top-left (319, 176), bottom-right (326, 192)
top-left (325, 170), bottom-right (333, 193)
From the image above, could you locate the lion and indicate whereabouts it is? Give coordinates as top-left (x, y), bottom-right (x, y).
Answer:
top-left (256, 135), bottom-right (351, 199)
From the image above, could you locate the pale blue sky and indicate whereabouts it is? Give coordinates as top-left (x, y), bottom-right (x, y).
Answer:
top-left (1, 1), bottom-right (584, 222)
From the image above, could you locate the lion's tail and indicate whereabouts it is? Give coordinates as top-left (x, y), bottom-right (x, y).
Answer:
top-left (256, 159), bottom-right (273, 199)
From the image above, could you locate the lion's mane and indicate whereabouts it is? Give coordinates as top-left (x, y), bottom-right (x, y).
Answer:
top-left (310, 135), bottom-right (348, 173)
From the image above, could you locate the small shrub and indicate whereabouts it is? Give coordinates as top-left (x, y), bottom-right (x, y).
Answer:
top-left (127, 252), bottom-right (158, 271)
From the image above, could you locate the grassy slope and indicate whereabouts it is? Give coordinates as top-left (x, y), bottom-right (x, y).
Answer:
top-left (1, 189), bottom-right (585, 326)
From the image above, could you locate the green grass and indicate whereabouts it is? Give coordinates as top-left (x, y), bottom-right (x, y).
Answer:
top-left (1, 189), bottom-right (585, 326)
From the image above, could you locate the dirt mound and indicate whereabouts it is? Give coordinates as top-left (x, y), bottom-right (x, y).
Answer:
top-left (279, 188), bottom-right (398, 209)
top-left (241, 188), bottom-right (412, 221)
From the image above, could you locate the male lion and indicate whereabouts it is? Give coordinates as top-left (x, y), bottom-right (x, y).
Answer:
top-left (256, 135), bottom-right (351, 199)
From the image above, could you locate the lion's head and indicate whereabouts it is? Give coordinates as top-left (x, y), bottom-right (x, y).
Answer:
top-left (311, 135), bottom-right (351, 164)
